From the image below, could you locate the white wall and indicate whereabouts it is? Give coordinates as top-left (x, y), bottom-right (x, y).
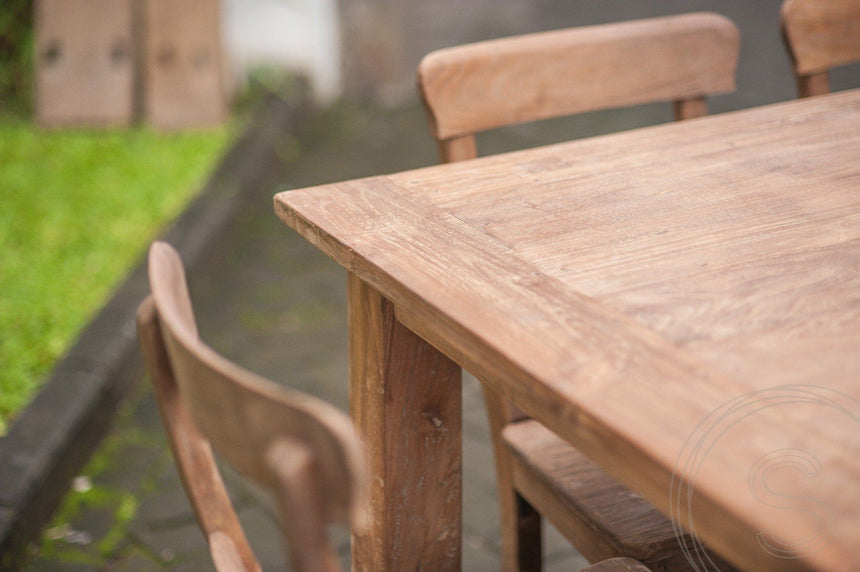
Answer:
top-left (222, 0), bottom-right (341, 103)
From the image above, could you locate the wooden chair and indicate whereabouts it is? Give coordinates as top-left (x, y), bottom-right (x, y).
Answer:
top-left (417, 13), bottom-right (740, 572)
top-left (418, 12), bottom-right (740, 163)
top-left (781, 0), bottom-right (860, 97)
top-left (136, 241), bottom-right (367, 572)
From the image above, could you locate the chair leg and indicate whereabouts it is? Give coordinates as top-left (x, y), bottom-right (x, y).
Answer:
top-left (482, 384), bottom-right (543, 572)
top-left (797, 71), bottom-right (830, 98)
top-left (511, 492), bottom-right (543, 572)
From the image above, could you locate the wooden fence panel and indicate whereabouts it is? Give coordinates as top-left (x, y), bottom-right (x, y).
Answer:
top-left (35, 0), bottom-right (135, 127)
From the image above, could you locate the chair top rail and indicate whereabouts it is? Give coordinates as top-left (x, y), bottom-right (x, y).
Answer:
top-left (781, 0), bottom-right (860, 74)
top-left (417, 12), bottom-right (739, 140)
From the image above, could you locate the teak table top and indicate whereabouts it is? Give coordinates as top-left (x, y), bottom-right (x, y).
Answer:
top-left (275, 89), bottom-right (860, 571)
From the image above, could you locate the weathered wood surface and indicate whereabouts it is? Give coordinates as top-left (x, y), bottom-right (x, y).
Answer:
top-left (417, 12), bottom-right (739, 143)
top-left (275, 90), bottom-right (860, 571)
top-left (35, 0), bottom-right (135, 126)
top-left (139, 242), bottom-right (367, 571)
top-left (781, 0), bottom-right (860, 97)
top-left (143, 0), bottom-right (227, 129)
top-left (348, 273), bottom-right (462, 571)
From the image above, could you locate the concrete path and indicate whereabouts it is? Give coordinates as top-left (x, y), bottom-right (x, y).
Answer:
top-left (25, 0), bottom-right (858, 569)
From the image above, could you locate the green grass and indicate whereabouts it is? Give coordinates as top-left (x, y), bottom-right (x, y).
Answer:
top-left (0, 119), bottom-right (231, 432)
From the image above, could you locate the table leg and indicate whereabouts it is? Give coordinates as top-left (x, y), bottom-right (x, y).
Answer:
top-left (348, 273), bottom-right (462, 571)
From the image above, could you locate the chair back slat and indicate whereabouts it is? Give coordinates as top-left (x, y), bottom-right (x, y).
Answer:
top-left (138, 298), bottom-right (261, 572)
top-left (140, 241), bottom-right (367, 572)
top-left (418, 12), bottom-right (739, 143)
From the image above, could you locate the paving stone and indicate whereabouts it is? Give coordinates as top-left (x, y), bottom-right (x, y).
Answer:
top-left (109, 547), bottom-right (164, 571)
top-left (129, 518), bottom-right (209, 566)
top-left (233, 505), bottom-right (286, 570)
top-left (159, 551), bottom-right (215, 572)
top-left (59, 506), bottom-right (116, 553)
top-left (131, 471), bottom-right (196, 529)
top-left (545, 547), bottom-right (591, 572)
top-left (0, 507), bottom-right (14, 559)
top-left (26, 556), bottom-right (97, 572)
top-left (463, 534), bottom-right (503, 572)
top-left (463, 429), bottom-right (499, 496)
top-left (545, 520), bottom-right (581, 562)
top-left (113, 379), bottom-right (161, 425)
top-left (463, 478), bottom-right (501, 541)
top-left (462, 375), bottom-right (491, 433)
top-left (90, 438), bottom-right (167, 496)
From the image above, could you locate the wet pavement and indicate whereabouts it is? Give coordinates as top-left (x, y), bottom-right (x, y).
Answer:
top-left (24, 0), bottom-right (859, 569)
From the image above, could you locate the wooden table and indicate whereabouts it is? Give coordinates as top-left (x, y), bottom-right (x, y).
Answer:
top-left (274, 89), bottom-right (860, 572)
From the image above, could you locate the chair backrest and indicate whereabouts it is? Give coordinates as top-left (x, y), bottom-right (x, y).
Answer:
top-left (136, 241), bottom-right (367, 572)
top-left (417, 12), bottom-right (740, 162)
top-left (781, 0), bottom-right (860, 97)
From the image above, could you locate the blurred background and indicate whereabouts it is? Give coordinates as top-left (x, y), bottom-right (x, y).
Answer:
top-left (1, 0), bottom-right (830, 122)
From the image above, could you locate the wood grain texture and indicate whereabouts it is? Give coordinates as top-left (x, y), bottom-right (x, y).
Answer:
top-left (781, 0), bottom-right (860, 77)
top-left (35, 0), bottom-right (135, 126)
top-left (143, 0), bottom-right (227, 129)
top-left (401, 93), bottom-right (860, 403)
top-left (417, 13), bottom-right (739, 142)
top-left (139, 242), bottom-right (367, 572)
top-left (275, 90), bottom-right (860, 571)
top-left (348, 273), bottom-right (462, 571)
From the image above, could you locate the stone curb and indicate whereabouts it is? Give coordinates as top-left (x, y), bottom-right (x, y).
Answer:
top-left (0, 92), bottom-right (309, 568)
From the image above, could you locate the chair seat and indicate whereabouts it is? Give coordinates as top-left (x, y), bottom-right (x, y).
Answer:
top-left (503, 420), bottom-right (735, 571)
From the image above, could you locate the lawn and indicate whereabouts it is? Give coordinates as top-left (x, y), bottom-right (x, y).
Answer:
top-left (0, 119), bottom-right (231, 433)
